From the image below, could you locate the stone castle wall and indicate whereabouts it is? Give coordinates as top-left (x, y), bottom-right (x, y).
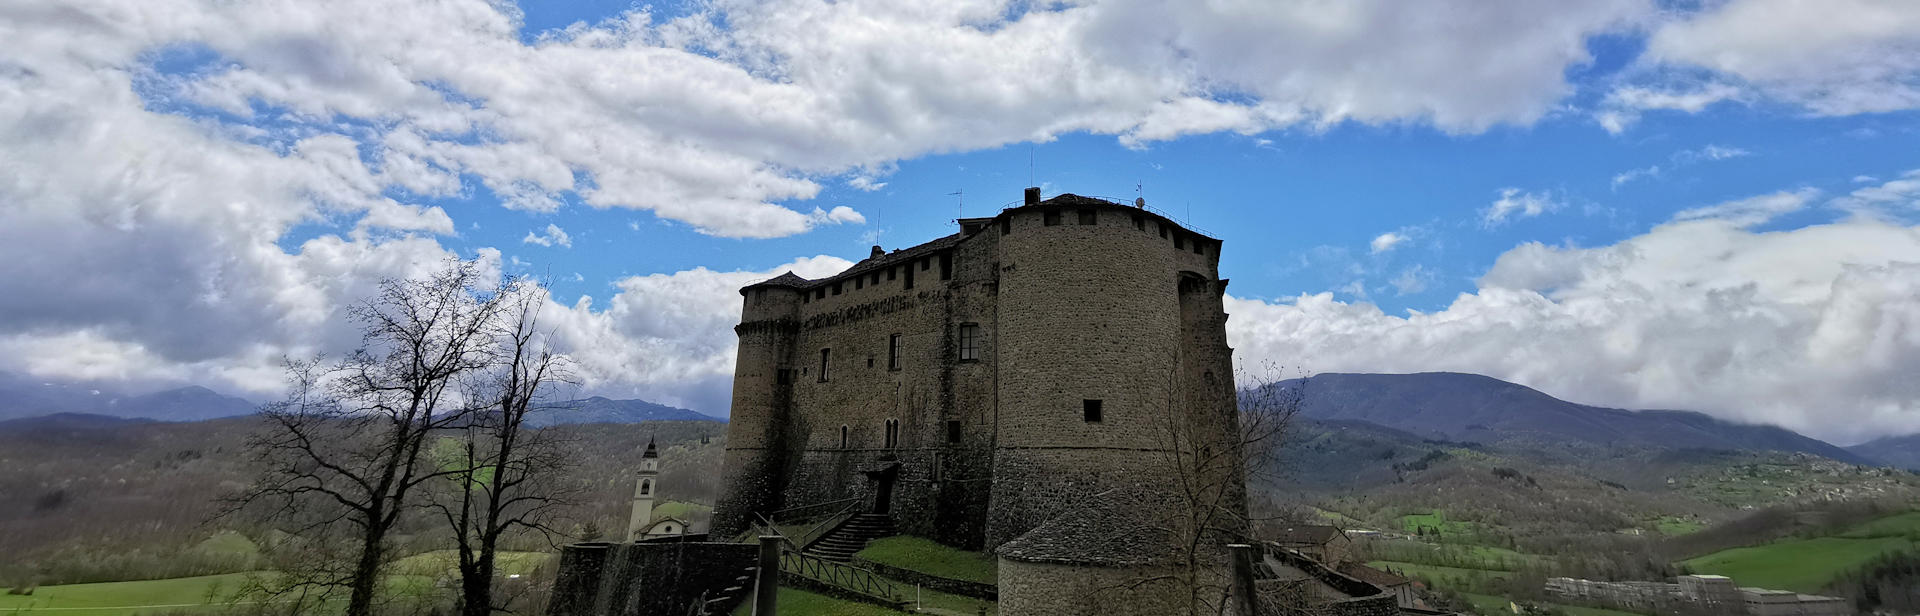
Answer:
top-left (714, 194), bottom-right (1239, 553)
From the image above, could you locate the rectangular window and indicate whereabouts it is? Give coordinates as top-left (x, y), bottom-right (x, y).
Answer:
top-left (921, 258), bottom-right (930, 271)
top-left (1044, 210), bottom-right (1062, 226)
top-left (887, 267), bottom-right (896, 281)
top-left (1133, 215), bottom-right (1145, 231)
top-left (832, 283), bottom-right (842, 296)
top-left (818, 348), bottom-right (831, 382)
top-left (802, 294), bottom-right (810, 304)
top-left (904, 266), bottom-right (915, 290)
top-left (939, 253), bottom-right (952, 280)
top-left (1083, 399), bottom-right (1103, 423)
top-left (776, 369), bottom-right (792, 385)
top-left (946, 420), bottom-right (962, 444)
top-left (872, 272), bottom-right (881, 285)
top-left (999, 217), bottom-right (1010, 235)
top-left (958, 323), bottom-right (980, 361)
top-left (1158, 223), bottom-right (1168, 239)
top-left (1077, 209), bottom-right (1097, 225)
top-left (888, 334), bottom-right (902, 370)
top-left (1174, 234), bottom-right (1185, 250)
top-left (816, 288), bottom-right (826, 300)
top-left (855, 277), bottom-right (864, 290)
top-left (1192, 238), bottom-right (1203, 255)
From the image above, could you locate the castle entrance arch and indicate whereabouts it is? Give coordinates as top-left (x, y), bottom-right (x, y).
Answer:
top-left (863, 464), bottom-right (899, 515)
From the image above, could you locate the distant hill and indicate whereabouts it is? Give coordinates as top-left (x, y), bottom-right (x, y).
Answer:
top-left (1850, 434), bottom-right (1920, 470)
top-left (526, 396), bottom-right (723, 426)
top-left (0, 373), bottom-right (257, 422)
top-left (1277, 372), bottom-right (1869, 465)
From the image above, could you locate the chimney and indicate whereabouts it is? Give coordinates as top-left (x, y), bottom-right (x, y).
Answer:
top-left (870, 245), bottom-right (885, 260)
top-left (1024, 187), bottom-right (1041, 206)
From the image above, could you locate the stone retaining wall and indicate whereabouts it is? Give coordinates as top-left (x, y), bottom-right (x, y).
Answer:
top-left (850, 556), bottom-right (998, 601)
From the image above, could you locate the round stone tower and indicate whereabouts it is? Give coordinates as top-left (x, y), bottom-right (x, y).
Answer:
top-left (710, 274), bottom-right (805, 538)
top-left (985, 196), bottom-right (1222, 547)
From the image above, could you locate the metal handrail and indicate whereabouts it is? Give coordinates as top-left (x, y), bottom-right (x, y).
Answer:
top-left (779, 550), bottom-right (902, 602)
top-left (793, 500), bottom-right (862, 548)
top-left (996, 194), bottom-right (1215, 237)
top-left (767, 497), bottom-right (860, 522)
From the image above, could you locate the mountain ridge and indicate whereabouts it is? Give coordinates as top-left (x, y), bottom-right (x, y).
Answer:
top-left (1277, 372), bottom-right (1871, 465)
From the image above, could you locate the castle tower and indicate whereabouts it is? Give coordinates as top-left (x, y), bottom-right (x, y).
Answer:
top-left (710, 274), bottom-right (805, 538)
top-left (625, 438), bottom-right (660, 542)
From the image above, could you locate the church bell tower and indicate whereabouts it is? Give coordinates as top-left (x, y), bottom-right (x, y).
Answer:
top-left (625, 438), bottom-right (660, 542)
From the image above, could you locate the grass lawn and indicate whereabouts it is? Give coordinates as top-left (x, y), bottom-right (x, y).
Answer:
top-left (1682, 535), bottom-right (1915, 592)
top-left (389, 550), bottom-right (553, 577)
top-left (1838, 511), bottom-right (1920, 539)
top-left (0, 573), bottom-right (256, 615)
top-left (856, 536), bottom-right (997, 585)
top-left (652, 500), bottom-right (715, 521)
top-left (1654, 517), bottom-right (1705, 536)
top-left (1401, 511), bottom-right (1478, 537)
top-left (729, 587), bottom-right (902, 616)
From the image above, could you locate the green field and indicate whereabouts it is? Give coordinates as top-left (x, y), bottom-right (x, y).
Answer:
top-left (1370, 560), bottom-right (1510, 591)
top-left (389, 550), bottom-right (552, 577)
top-left (1683, 510), bottom-right (1920, 592)
top-left (0, 573), bottom-right (254, 615)
top-left (855, 536), bottom-right (997, 584)
top-left (1401, 511), bottom-right (1479, 537)
top-left (1654, 517), bottom-right (1706, 536)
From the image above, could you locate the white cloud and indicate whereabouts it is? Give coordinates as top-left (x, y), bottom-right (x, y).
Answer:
top-left (1671, 188), bottom-right (1815, 227)
top-left (1227, 205), bottom-right (1920, 444)
top-left (1833, 169), bottom-right (1920, 219)
top-left (1483, 188), bottom-right (1563, 226)
top-left (1370, 232), bottom-right (1409, 254)
top-left (1612, 165), bottom-right (1662, 190)
top-left (1388, 265), bottom-right (1433, 296)
top-left (1606, 0), bottom-right (1920, 127)
top-left (808, 206), bottom-right (867, 226)
top-left (540, 256), bottom-right (854, 413)
top-left (522, 223), bottom-right (573, 248)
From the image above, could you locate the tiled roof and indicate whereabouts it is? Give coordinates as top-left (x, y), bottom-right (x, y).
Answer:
top-left (996, 495), bottom-right (1178, 566)
top-left (1270, 525), bottom-right (1344, 546)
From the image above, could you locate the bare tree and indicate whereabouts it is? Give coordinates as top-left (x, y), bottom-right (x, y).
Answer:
top-left (233, 260), bottom-right (510, 616)
top-left (1127, 364), bottom-right (1304, 615)
top-left (428, 281), bottom-right (581, 616)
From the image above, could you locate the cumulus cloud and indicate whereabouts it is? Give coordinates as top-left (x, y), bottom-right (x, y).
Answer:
top-left (1370, 232), bottom-right (1409, 254)
top-left (522, 223), bottom-right (573, 248)
top-left (540, 256), bottom-right (855, 412)
top-left (1483, 188), bottom-right (1563, 226)
top-left (1671, 188), bottom-right (1815, 227)
top-left (1605, 0), bottom-right (1920, 128)
top-left (1227, 194), bottom-right (1920, 444)
top-left (1613, 144), bottom-right (1752, 189)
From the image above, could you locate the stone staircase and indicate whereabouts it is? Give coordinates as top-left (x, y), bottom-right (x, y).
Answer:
top-left (689, 563), bottom-right (758, 615)
top-left (802, 513), bottom-right (894, 562)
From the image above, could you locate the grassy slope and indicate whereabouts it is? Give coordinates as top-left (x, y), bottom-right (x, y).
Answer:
top-left (0, 573), bottom-right (252, 615)
top-left (1682, 510), bottom-right (1920, 592)
top-left (855, 536), bottom-right (997, 585)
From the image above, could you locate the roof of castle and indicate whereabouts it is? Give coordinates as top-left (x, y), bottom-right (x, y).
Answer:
top-left (1270, 525), bottom-right (1344, 546)
top-left (995, 495), bottom-right (1178, 566)
top-left (740, 191), bottom-right (1212, 294)
top-left (1339, 563), bottom-right (1411, 587)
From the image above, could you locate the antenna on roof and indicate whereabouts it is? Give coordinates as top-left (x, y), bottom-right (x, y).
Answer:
top-left (949, 189), bottom-right (963, 222)
top-left (1029, 146), bottom-right (1035, 188)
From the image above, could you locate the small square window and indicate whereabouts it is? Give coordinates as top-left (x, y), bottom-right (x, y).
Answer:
top-left (1174, 234), bottom-right (1185, 250)
top-left (1158, 223), bottom-right (1168, 239)
top-left (946, 420), bottom-right (962, 444)
top-left (1083, 399), bottom-right (1103, 423)
top-left (1044, 210), bottom-right (1062, 226)
top-left (855, 277), bottom-right (864, 290)
top-left (1132, 215), bottom-right (1145, 231)
top-left (871, 272), bottom-right (881, 285)
top-left (1077, 209), bottom-right (1097, 225)
top-left (832, 283), bottom-right (842, 296)
top-left (888, 267), bottom-right (896, 281)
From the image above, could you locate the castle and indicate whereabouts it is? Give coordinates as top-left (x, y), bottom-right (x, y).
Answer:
top-left (552, 189), bottom-right (1295, 616)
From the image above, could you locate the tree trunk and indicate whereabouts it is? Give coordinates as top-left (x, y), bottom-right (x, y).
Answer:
top-left (347, 526), bottom-right (387, 616)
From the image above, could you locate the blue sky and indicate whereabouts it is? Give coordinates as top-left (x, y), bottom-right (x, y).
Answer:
top-left (3, 0), bottom-right (1919, 443)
